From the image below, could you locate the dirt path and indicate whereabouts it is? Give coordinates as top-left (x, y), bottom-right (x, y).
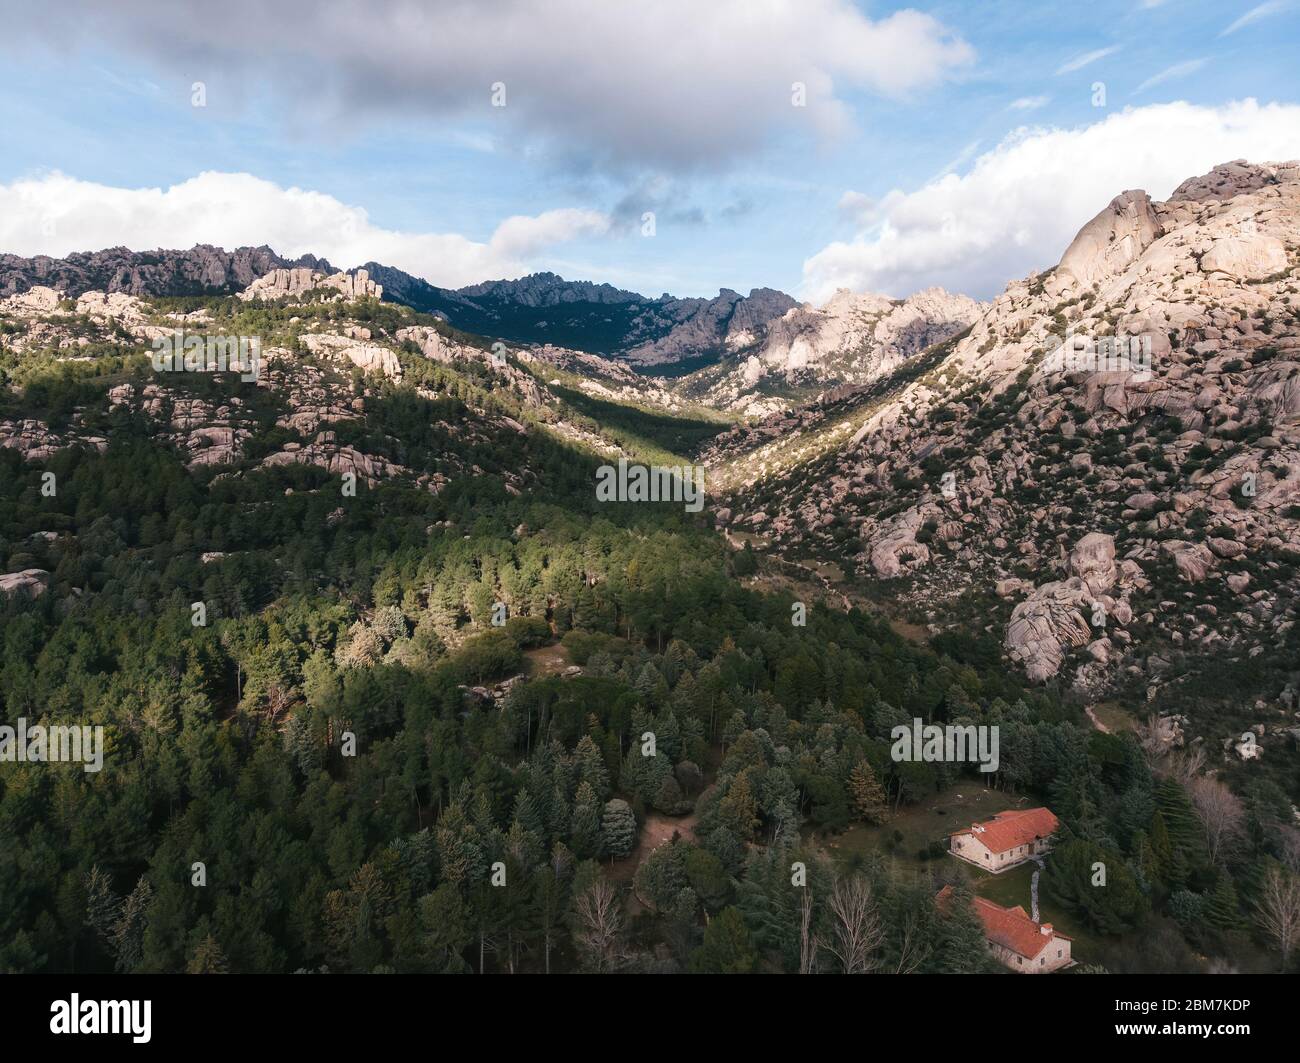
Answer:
top-left (1084, 705), bottom-right (1110, 733)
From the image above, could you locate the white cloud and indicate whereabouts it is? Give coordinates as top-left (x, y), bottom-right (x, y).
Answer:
top-left (800, 99), bottom-right (1300, 302)
top-left (838, 190), bottom-right (877, 225)
top-left (1008, 96), bottom-right (1050, 111)
top-left (1055, 46), bottom-right (1122, 75)
top-left (1221, 1), bottom-right (1290, 36)
top-left (0, 171), bottom-right (610, 288)
top-left (1135, 58), bottom-right (1209, 94)
top-left (9, 0), bottom-right (974, 173)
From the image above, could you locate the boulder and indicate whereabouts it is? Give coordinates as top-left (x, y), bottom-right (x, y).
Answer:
top-left (1005, 578), bottom-right (1095, 682)
top-left (0, 569), bottom-right (50, 599)
top-left (1068, 532), bottom-right (1117, 596)
top-left (1200, 235), bottom-right (1288, 282)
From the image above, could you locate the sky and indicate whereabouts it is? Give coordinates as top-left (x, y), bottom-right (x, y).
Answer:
top-left (1, 0), bottom-right (1298, 302)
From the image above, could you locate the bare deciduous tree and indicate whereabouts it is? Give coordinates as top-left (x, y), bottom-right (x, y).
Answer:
top-left (823, 874), bottom-right (884, 975)
top-left (1254, 866), bottom-right (1300, 971)
top-left (572, 877), bottom-right (625, 973)
top-left (799, 885), bottom-right (817, 975)
top-left (1189, 775), bottom-right (1245, 865)
top-left (892, 907), bottom-right (931, 975)
top-left (1135, 712), bottom-right (1174, 770)
top-left (1168, 744), bottom-right (1205, 786)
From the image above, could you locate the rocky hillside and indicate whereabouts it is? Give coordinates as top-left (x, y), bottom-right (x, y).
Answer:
top-left (676, 285), bottom-right (981, 416)
top-left (708, 160), bottom-right (1300, 717)
top-left (0, 268), bottom-right (702, 525)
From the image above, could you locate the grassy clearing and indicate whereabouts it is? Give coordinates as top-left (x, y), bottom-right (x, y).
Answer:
top-left (522, 641), bottom-right (573, 678)
top-left (807, 786), bottom-right (1024, 873)
top-left (1090, 700), bottom-right (1138, 733)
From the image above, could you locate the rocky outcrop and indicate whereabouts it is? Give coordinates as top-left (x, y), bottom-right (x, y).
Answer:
top-left (1161, 540), bottom-right (1217, 582)
top-left (1, 285), bottom-right (63, 315)
top-left (865, 506), bottom-right (933, 578)
top-left (0, 569), bottom-right (50, 599)
top-left (299, 332), bottom-right (401, 379)
top-left (1, 419), bottom-right (107, 460)
top-left (240, 268), bottom-right (382, 303)
top-left (1168, 159), bottom-right (1297, 202)
top-left (1200, 234), bottom-right (1288, 281)
top-left (1005, 534), bottom-right (1132, 682)
top-left (1069, 532), bottom-right (1117, 595)
top-left (1047, 190), bottom-right (1162, 298)
top-left (1005, 580), bottom-right (1097, 682)
top-left (367, 267), bottom-right (798, 368)
top-left (261, 430), bottom-right (406, 486)
top-left (620, 287), bottom-right (798, 366)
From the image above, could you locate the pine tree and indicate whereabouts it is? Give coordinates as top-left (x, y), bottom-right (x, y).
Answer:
top-left (936, 881), bottom-right (992, 974)
top-left (84, 865), bottom-right (122, 949)
top-left (418, 884), bottom-right (471, 973)
top-left (689, 906), bottom-right (757, 973)
top-left (1150, 810), bottom-right (1174, 886)
top-left (601, 799), bottom-right (638, 859)
top-left (848, 760), bottom-right (888, 824)
top-left (569, 782), bottom-right (602, 859)
top-left (1204, 873), bottom-right (1240, 929)
top-left (574, 735), bottom-right (610, 800)
top-left (186, 934), bottom-right (229, 974)
top-left (719, 772), bottom-right (761, 841)
top-left (111, 877), bottom-right (154, 973)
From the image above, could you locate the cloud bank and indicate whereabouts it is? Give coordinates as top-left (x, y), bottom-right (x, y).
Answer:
top-left (801, 99), bottom-right (1300, 302)
top-left (0, 171), bottom-right (610, 288)
top-left (5, 0), bottom-right (973, 173)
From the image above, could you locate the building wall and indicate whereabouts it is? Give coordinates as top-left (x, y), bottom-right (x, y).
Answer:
top-left (950, 832), bottom-right (1054, 872)
top-left (990, 937), bottom-right (1072, 974)
top-left (951, 833), bottom-right (993, 865)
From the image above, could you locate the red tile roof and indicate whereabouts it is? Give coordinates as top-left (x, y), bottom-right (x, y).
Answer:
top-left (951, 807), bottom-right (1058, 855)
top-left (937, 886), bottom-right (1071, 961)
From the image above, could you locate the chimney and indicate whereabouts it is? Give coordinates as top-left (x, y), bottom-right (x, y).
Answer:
top-left (1040, 924), bottom-right (1053, 936)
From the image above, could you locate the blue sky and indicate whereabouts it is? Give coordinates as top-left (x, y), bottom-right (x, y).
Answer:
top-left (1, 0), bottom-right (1298, 300)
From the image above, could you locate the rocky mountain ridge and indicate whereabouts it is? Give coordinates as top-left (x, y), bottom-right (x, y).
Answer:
top-left (0, 244), bottom-right (332, 299)
top-left (677, 285), bottom-right (982, 416)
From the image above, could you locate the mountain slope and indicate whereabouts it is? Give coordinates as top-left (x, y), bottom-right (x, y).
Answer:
top-left (676, 285), bottom-right (982, 416)
top-left (709, 160), bottom-right (1300, 727)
